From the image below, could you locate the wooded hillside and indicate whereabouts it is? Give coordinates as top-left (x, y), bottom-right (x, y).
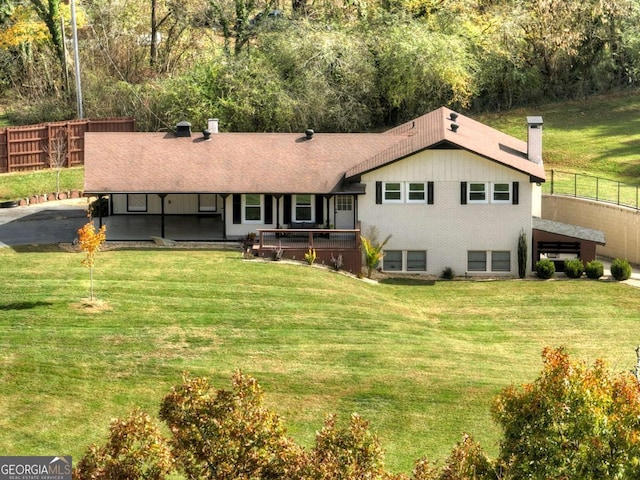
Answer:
top-left (1, 0), bottom-right (639, 132)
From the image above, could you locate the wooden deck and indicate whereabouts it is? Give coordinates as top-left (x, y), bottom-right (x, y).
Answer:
top-left (256, 229), bottom-right (362, 274)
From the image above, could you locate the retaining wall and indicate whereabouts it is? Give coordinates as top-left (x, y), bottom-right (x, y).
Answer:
top-left (542, 194), bottom-right (640, 264)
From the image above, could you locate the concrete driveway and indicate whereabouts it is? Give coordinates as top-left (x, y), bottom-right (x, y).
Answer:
top-left (0, 199), bottom-right (89, 248)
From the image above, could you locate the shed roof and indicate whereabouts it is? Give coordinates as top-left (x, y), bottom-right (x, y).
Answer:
top-left (533, 217), bottom-right (606, 245)
top-left (84, 107), bottom-right (546, 195)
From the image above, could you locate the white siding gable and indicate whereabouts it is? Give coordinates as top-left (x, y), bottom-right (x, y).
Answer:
top-left (359, 149), bottom-right (537, 276)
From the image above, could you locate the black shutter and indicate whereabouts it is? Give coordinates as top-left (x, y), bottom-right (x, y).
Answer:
top-left (460, 182), bottom-right (467, 205)
top-left (232, 194), bottom-right (241, 224)
top-left (512, 182), bottom-right (519, 205)
top-left (315, 195), bottom-right (324, 224)
top-left (427, 181), bottom-right (434, 205)
top-left (283, 195), bottom-right (292, 225)
top-left (265, 195), bottom-right (273, 224)
top-left (376, 182), bottom-right (382, 204)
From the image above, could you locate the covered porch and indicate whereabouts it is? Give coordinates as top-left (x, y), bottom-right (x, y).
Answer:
top-left (97, 214), bottom-right (225, 241)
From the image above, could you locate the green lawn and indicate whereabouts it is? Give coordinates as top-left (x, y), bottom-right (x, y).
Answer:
top-left (0, 167), bottom-right (85, 201)
top-left (1, 247), bottom-right (639, 474)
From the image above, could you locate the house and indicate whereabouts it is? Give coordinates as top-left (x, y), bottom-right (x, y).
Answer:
top-left (83, 107), bottom-right (603, 275)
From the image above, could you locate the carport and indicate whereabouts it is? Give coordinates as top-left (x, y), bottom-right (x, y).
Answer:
top-left (532, 217), bottom-right (606, 272)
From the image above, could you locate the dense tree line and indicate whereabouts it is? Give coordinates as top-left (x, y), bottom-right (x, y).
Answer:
top-left (73, 348), bottom-right (640, 479)
top-left (1, 0), bottom-right (640, 131)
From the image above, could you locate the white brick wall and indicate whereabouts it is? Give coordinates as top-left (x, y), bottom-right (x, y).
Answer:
top-left (359, 150), bottom-right (537, 276)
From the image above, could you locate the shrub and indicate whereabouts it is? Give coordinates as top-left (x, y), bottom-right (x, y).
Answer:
top-left (74, 409), bottom-right (174, 480)
top-left (563, 259), bottom-right (584, 278)
top-left (517, 229), bottom-right (527, 279)
top-left (304, 248), bottom-right (317, 265)
top-left (610, 258), bottom-right (632, 281)
top-left (535, 259), bottom-right (555, 279)
top-left (330, 253), bottom-right (343, 271)
top-left (585, 260), bottom-right (604, 279)
top-left (158, 371), bottom-right (303, 480)
top-left (492, 347), bottom-right (640, 479)
top-left (89, 197), bottom-right (109, 218)
top-left (440, 267), bottom-right (455, 280)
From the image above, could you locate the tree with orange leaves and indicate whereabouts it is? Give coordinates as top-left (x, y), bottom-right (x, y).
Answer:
top-left (77, 221), bottom-right (107, 301)
top-left (493, 346), bottom-right (640, 479)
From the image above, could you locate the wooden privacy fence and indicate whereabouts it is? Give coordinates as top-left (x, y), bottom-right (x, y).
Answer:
top-left (0, 118), bottom-right (135, 174)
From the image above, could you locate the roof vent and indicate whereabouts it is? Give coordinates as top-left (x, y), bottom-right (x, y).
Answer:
top-left (449, 112), bottom-right (459, 121)
top-left (305, 129), bottom-right (314, 140)
top-left (176, 120), bottom-right (192, 137)
top-left (450, 123), bottom-right (459, 132)
top-left (203, 129), bottom-right (211, 140)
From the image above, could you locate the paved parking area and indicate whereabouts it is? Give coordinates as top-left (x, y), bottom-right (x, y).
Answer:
top-left (0, 199), bottom-right (89, 248)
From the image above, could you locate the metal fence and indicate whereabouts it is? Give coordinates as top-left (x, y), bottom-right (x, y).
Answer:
top-left (545, 169), bottom-right (640, 210)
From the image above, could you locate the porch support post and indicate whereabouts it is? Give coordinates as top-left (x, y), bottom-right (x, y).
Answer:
top-left (274, 194), bottom-right (282, 229)
top-left (354, 195), bottom-right (358, 228)
top-left (98, 194), bottom-right (104, 228)
top-left (158, 193), bottom-right (167, 238)
top-left (325, 195), bottom-right (331, 228)
top-left (220, 194), bottom-right (229, 239)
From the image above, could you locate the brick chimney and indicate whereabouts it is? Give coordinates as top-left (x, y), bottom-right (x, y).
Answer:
top-left (527, 116), bottom-right (543, 164)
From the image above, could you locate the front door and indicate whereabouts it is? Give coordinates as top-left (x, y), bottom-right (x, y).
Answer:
top-left (334, 195), bottom-right (354, 229)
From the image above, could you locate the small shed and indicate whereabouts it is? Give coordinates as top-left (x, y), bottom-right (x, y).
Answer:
top-left (532, 217), bottom-right (606, 272)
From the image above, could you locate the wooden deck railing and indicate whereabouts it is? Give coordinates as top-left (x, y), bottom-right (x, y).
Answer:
top-left (256, 229), bottom-right (362, 274)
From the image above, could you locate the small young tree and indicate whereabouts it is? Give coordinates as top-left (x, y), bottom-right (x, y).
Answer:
top-left (77, 221), bottom-right (107, 301)
top-left (46, 127), bottom-right (72, 196)
top-left (361, 226), bottom-right (391, 278)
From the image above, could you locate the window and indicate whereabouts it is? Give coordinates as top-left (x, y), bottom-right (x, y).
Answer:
top-left (336, 195), bottom-right (353, 211)
top-left (199, 194), bottom-right (217, 212)
top-left (468, 183), bottom-right (488, 203)
top-left (243, 194), bottom-right (262, 223)
top-left (467, 251), bottom-right (487, 271)
top-left (127, 194), bottom-right (147, 212)
top-left (407, 183), bottom-right (426, 203)
top-left (492, 183), bottom-right (511, 203)
top-left (294, 194), bottom-right (313, 221)
top-left (383, 182), bottom-right (403, 203)
top-left (407, 251), bottom-right (427, 271)
top-left (383, 250), bottom-right (402, 271)
top-left (491, 251), bottom-right (511, 271)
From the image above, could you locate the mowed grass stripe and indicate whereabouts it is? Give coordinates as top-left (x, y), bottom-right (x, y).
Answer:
top-left (1, 248), bottom-right (639, 473)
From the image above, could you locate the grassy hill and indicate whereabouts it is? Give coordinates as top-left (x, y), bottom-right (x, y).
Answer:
top-left (477, 89), bottom-right (640, 185)
top-left (1, 248), bottom-right (639, 474)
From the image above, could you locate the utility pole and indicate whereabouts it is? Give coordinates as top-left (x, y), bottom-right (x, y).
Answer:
top-left (70, 0), bottom-right (83, 118)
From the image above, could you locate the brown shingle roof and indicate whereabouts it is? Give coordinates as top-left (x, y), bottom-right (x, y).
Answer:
top-left (84, 107), bottom-right (546, 195)
top-left (84, 131), bottom-right (405, 194)
top-left (345, 106), bottom-right (546, 182)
